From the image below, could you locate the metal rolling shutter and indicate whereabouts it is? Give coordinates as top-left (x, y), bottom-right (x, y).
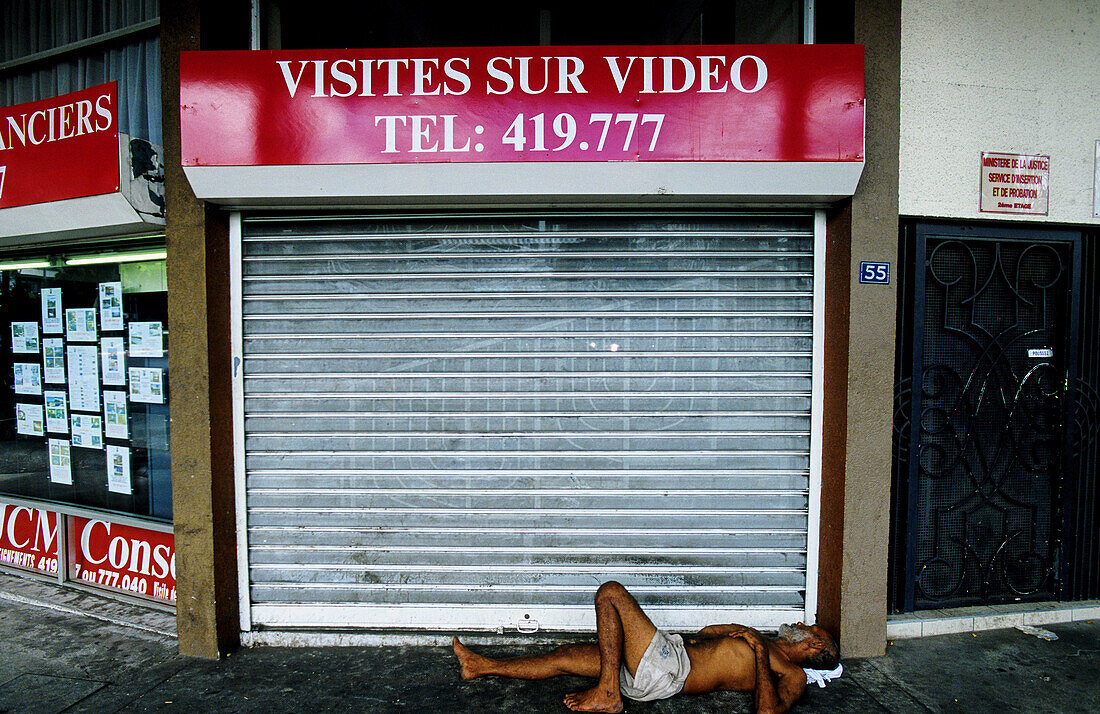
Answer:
top-left (237, 213), bottom-right (818, 631)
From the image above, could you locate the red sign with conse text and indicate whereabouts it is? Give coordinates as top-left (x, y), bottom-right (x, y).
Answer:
top-left (0, 505), bottom-right (174, 604)
top-left (181, 45), bottom-right (864, 166)
top-left (71, 516), bottom-right (176, 604)
top-left (0, 82), bottom-right (119, 209)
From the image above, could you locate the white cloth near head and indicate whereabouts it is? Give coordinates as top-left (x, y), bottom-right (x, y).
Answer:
top-left (804, 663), bottom-right (844, 688)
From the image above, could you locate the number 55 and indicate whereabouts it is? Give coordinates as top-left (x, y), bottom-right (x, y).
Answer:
top-left (860, 261), bottom-right (889, 284)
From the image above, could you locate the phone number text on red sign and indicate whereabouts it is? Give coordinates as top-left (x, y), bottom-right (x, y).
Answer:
top-left (374, 112), bottom-right (665, 155)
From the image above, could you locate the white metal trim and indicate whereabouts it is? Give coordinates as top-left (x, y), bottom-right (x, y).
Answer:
top-left (241, 631), bottom-right (557, 647)
top-left (249, 0), bottom-right (261, 51)
top-left (230, 211), bottom-right (253, 632)
top-left (803, 209), bottom-right (827, 625)
top-left (804, 0), bottom-right (816, 44)
top-left (0, 497), bottom-right (172, 533)
top-left (55, 512), bottom-right (69, 587)
top-left (0, 192), bottom-right (162, 245)
top-left (249, 604), bottom-right (807, 632)
top-left (242, 617), bottom-right (814, 647)
top-left (184, 162), bottom-right (864, 206)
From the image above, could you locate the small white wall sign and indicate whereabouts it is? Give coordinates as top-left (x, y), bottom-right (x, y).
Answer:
top-left (980, 151), bottom-right (1049, 215)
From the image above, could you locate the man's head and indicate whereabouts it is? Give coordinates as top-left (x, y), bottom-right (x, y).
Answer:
top-left (776, 623), bottom-right (839, 670)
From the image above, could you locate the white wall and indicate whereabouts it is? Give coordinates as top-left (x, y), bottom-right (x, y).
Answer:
top-left (901, 1), bottom-right (1099, 223)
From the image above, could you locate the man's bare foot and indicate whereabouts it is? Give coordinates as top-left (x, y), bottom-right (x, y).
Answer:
top-left (453, 637), bottom-right (488, 680)
top-left (563, 686), bottom-right (623, 713)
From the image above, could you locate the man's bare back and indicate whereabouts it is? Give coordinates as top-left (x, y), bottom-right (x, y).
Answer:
top-left (453, 581), bottom-right (839, 713)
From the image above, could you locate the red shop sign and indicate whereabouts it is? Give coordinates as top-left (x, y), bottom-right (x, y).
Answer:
top-left (181, 45), bottom-right (864, 167)
top-left (0, 504), bottom-right (59, 575)
top-left (0, 82), bottom-right (120, 209)
top-left (71, 516), bottom-right (176, 604)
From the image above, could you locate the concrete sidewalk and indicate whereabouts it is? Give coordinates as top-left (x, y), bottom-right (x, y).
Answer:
top-left (1, 571), bottom-right (1098, 713)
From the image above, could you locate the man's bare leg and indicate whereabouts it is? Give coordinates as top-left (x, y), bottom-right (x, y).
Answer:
top-left (561, 581), bottom-right (658, 713)
top-left (453, 639), bottom-right (602, 680)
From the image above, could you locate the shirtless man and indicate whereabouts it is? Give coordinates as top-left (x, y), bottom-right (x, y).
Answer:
top-left (453, 581), bottom-right (839, 713)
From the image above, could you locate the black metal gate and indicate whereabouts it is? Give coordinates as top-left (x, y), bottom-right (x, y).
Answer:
top-left (891, 222), bottom-right (1084, 611)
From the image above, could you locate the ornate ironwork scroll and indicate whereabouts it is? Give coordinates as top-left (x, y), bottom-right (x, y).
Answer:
top-left (907, 233), bottom-right (1074, 608)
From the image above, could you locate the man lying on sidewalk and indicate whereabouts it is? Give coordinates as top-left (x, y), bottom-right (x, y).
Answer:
top-left (453, 581), bottom-right (839, 713)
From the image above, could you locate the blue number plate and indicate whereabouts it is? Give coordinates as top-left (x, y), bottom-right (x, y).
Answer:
top-left (859, 261), bottom-right (890, 284)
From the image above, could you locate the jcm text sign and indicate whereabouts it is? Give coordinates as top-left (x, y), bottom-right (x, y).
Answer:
top-left (180, 45), bottom-right (864, 166)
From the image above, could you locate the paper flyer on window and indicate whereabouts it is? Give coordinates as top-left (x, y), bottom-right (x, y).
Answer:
top-left (48, 439), bottom-right (72, 485)
top-left (11, 321), bottom-right (39, 353)
top-left (65, 308), bottom-right (97, 342)
top-left (98, 282), bottom-right (124, 331)
top-left (103, 390), bottom-right (129, 440)
top-left (106, 444), bottom-right (132, 495)
top-left (43, 338), bottom-right (65, 383)
top-left (13, 363), bottom-right (42, 395)
top-left (128, 367), bottom-right (165, 404)
top-left (41, 288), bottom-right (63, 334)
top-left (15, 403), bottom-right (44, 436)
top-left (128, 321), bottom-right (164, 357)
top-left (71, 413), bottom-right (103, 450)
top-left (44, 390), bottom-right (68, 434)
top-left (66, 345), bottom-right (100, 412)
top-left (100, 337), bottom-right (126, 386)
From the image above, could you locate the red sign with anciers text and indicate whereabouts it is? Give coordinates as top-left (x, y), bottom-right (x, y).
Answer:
top-left (181, 45), bottom-right (864, 166)
top-left (71, 516), bottom-right (176, 604)
top-left (0, 82), bottom-right (120, 209)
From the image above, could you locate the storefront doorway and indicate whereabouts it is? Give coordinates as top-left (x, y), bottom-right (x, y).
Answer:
top-left (891, 221), bottom-right (1091, 611)
top-left (234, 212), bottom-right (825, 632)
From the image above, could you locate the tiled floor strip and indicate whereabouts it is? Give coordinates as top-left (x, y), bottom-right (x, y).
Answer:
top-left (886, 601), bottom-right (1100, 638)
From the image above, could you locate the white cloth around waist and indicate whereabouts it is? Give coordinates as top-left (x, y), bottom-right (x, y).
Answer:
top-left (618, 630), bottom-right (692, 702)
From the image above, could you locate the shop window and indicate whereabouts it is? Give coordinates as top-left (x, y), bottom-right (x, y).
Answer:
top-left (265, 0), bottom-right (808, 50)
top-left (0, 0), bottom-right (161, 145)
top-left (0, 247), bottom-right (170, 522)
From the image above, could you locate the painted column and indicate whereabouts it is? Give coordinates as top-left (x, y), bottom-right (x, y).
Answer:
top-left (161, 0), bottom-right (240, 659)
